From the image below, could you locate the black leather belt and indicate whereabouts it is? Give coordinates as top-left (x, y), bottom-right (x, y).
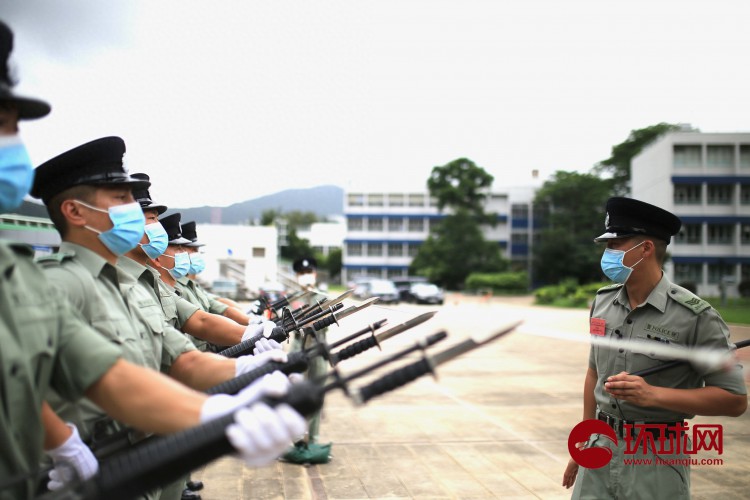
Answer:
top-left (597, 411), bottom-right (685, 439)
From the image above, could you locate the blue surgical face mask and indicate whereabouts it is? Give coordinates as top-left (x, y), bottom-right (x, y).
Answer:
top-left (0, 135), bottom-right (35, 213)
top-left (75, 200), bottom-right (146, 256)
top-left (162, 251), bottom-right (190, 279)
top-left (600, 241), bottom-right (644, 284)
top-left (140, 222), bottom-right (169, 259)
top-left (188, 252), bottom-right (206, 275)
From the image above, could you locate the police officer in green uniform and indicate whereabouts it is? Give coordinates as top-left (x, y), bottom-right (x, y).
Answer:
top-left (564, 197), bottom-right (747, 499)
top-left (0, 21), bottom-right (304, 500)
top-left (124, 178), bottom-right (265, 351)
top-left (30, 137), bottom-right (303, 496)
top-left (181, 220), bottom-right (261, 323)
top-left (282, 256), bottom-right (333, 464)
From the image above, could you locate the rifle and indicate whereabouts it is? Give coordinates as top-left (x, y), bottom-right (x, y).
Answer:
top-left (42, 321), bottom-right (522, 500)
top-left (630, 338), bottom-right (750, 377)
top-left (218, 293), bottom-right (371, 359)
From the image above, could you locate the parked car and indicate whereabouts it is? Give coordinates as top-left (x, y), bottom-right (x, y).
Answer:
top-left (355, 279), bottom-right (400, 304)
top-left (392, 276), bottom-right (428, 301)
top-left (404, 282), bottom-right (444, 305)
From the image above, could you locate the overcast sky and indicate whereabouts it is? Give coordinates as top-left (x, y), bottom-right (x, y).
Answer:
top-left (5, 0), bottom-right (750, 208)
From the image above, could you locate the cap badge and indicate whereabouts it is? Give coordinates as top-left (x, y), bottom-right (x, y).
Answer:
top-left (604, 212), bottom-right (610, 228)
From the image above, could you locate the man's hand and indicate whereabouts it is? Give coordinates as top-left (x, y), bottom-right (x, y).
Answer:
top-left (226, 403), bottom-right (306, 466)
top-left (562, 458), bottom-right (579, 489)
top-left (604, 371), bottom-right (657, 407)
top-left (253, 338), bottom-right (283, 355)
top-left (235, 350), bottom-right (288, 376)
top-left (46, 424), bottom-right (98, 490)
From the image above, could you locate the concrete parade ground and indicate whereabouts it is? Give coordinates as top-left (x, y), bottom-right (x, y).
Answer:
top-left (192, 294), bottom-right (750, 500)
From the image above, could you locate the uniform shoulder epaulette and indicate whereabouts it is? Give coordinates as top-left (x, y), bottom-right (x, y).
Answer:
top-left (35, 251), bottom-right (75, 267)
top-left (596, 283), bottom-right (623, 294)
top-left (7, 242), bottom-right (35, 257)
top-left (668, 285), bottom-right (711, 314)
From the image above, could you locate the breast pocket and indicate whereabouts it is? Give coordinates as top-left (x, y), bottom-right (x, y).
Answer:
top-left (594, 328), bottom-right (616, 374)
top-left (629, 333), bottom-right (684, 385)
top-left (16, 307), bottom-right (58, 388)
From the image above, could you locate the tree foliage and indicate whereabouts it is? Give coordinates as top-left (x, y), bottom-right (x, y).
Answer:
top-left (593, 123), bottom-right (687, 196)
top-left (410, 210), bottom-right (508, 289)
top-left (427, 157), bottom-right (496, 223)
top-left (532, 171), bottom-right (612, 285)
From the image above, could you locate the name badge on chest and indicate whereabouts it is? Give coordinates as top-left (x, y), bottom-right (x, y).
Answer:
top-left (590, 317), bottom-right (606, 336)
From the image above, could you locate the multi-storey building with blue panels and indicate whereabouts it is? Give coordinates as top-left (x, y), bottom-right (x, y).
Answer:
top-left (631, 131), bottom-right (750, 297)
top-left (341, 187), bottom-right (539, 286)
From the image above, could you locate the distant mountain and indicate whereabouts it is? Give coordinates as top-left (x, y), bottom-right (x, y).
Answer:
top-left (167, 185), bottom-right (344, 224)
top-left (11, 185), bottom-right (344, 224)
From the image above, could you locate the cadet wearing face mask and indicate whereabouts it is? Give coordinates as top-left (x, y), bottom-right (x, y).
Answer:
top-left (281, 256), bottom-right (333, 465)
top-left (180, 221), bottom-right (261, 321)
top-left (122, 182), bottom-right (271, 353)
top-left (563, 197), bottom-right (747, 499)
top-left (30, 138), bottom-right (300, 494)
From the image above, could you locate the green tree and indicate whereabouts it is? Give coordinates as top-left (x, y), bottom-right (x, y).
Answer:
top-left (532, 171), bottom-right (612, 285)
top-left (593, 123), bottom-right (689, 195)
top-left (325, 247), bottom-right (342, 282)
top-left (427, 157), bottom-right (496, 223)
top-left (410, 210), bottom-right (508, 289)
top-left (279, 228), bottom-right (314, 261)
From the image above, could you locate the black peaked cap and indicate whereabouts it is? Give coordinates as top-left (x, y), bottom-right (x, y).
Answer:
top-left (594, 197), bottom-right (682, 244)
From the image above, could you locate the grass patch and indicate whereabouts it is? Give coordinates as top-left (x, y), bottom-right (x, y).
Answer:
top-left (702, 297), bottom-right (750, 326)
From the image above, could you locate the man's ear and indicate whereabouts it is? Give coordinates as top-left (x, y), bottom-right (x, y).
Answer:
top-left (59, 199), bottom-right (88, 228)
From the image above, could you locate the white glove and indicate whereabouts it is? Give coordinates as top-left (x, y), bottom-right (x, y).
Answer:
top-left (241, 320), bottom-right (276, 342)
top-left (226, 403), bottom-right (306, 467)
top-left (253, 338), bottom-right (283, 355)
top-left (235, 350), bottom-right (288, 376)
top-left (46, 424), bottom-right (98, 490)
top-left (248, 313), bottom-right (264, 325)
top-left (200, 371), bottom-right (291, 423)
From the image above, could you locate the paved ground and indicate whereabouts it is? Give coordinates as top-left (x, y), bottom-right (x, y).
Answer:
top-left (192, 294), bottom-right (750, 499)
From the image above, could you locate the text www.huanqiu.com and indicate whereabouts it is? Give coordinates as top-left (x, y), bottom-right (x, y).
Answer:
top-left (623, 457), bottom-right (724, 466)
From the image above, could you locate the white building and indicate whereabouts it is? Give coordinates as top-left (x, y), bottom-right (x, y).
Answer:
top-left (194, 223), bottom-right (279, 293)
top-left (296, 218), bottom-right (345, 257)
top-left (631, 131), bottom-right (750, 296)
top-left (341, 188), bottom-right (538, 286)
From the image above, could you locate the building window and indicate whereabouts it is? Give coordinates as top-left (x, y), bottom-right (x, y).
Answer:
top-left (676, 224), bottom-right (702, 244)
top-left (706, 145), bottom-right (734, 168)
top-left (407, 243), bottom-right (421, 257)
top-left (367, 194), bottom-right (384, 207)
top-left (348, 193), bottom-right (364, 207)
top-left (387, 217), bottom-right (402, 232)
top-left (428, 218), bottom-right (441, 232)
top-left (387, 268), bottom-right (405, 279)
top-left (387, 243), bottom-right (404, 257)
top-left (388, 194), bottom-right (404, 207)
top-left (708, 263), bottom-right (734, 284)
top-left (741, 145), bottom-right (750, 169)
top-left (707, 184), bottom-right (733, 205)
top-left (367, 243), bottom-right (383, 257)
top-left (707, 224), bottom-right (734, 244)
top-left (368, 218), bottom-right (384, 231)
top-left (673, 145), bottom-right (701, 168)
top-left (408, 218), bottom-right (425, 232)
top-left (347, 243), bottom-right (363, 256)
top-left (674, 263), bottom-right (702, 284)
top-left (428, 197), bottom-right (439, 207)
top-left (347, 217), bottom-right (363, 231)
top-left (741, 185), bottom-right (750, 205)
top-left (408, 194), bottom-right (425, 207)
top-left (511, 233), bottom-right (528, 244)
top-left (742, 224), bottom-right (750, 245)
top-left (252, 247), bottom-right (265, 258)
top-left (673, 184), bottom-right (702, 205)
top-left (511, 204), bottom-right (529, 219)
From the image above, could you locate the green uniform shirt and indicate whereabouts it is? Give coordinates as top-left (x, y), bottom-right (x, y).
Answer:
top-left (589, 275), bottom-right (747, 422)
top-left (152, 271), bottom-right (200, 330)
top-left (192, 280), bottom-right (229, 315)
top-left (39, 242), bottom-right (155, 440)
top-left (174, 277), bottom-right (225, 351)
top-left (116, 256), bottom-right (197, 373)
top-left (0, 242), bottom-right (120, 500)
